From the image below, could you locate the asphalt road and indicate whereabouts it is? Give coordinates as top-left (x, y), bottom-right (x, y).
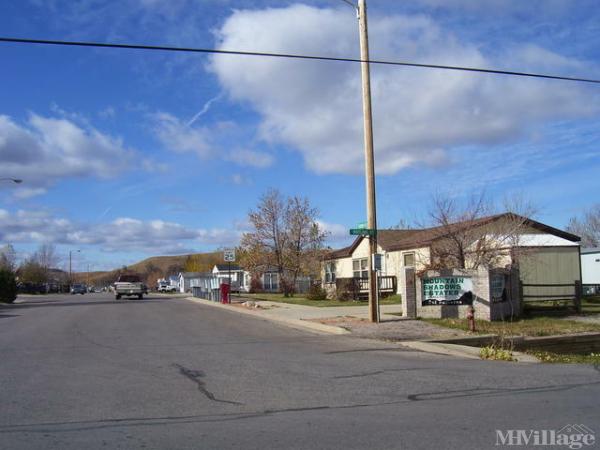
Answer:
top-left (1, 293), bottom-right (599, 450)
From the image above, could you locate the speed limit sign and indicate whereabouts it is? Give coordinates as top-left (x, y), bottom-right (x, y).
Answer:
top-left (223, 249), bottom-right (236, 262)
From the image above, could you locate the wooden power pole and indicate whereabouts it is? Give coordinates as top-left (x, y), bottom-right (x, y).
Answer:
top-left (358, 0), bottom-right (379, 323)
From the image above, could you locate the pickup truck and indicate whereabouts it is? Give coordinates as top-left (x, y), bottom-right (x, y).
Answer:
top-left (114, 274), bottom-right (145, 300)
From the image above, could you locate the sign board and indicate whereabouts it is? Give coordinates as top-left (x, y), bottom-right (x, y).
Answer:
top-left (373, 254), bottom-right (382, 271)
top-left (490, 273), bottom-right (506, 303)
top-left (349, 228), bottom-right (377, 237)
top-left (223, 249), bottom-right (236, 262)
top-left (357, 222), bottom-right (367, 230)
top-left (422, 276), bottom-right (473, 305)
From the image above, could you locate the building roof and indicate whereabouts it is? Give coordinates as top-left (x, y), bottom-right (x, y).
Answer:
top-left (325, 213), bottom-right (581, 260)
top-left (214, 264), bottom-right (242, 271)
top-left (582, 248), bottom-right (600, 254)
top-left (179, 272), bottom-right (202, 279)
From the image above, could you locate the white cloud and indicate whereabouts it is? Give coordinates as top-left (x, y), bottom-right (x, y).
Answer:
top-left (0, 209), bottom-right (242, 253)
top-left (151, 111), bottom-right (212, 157)
top-left (227, 149), bottom-right (274, 168)
top-left (0, 112), bottom-right (135, 196)
top-left (210, 5), bottom-right (598, 175)
top-left (317, 220), bottom-right (353, 246)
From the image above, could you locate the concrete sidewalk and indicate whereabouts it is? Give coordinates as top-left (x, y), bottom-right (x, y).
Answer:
top-left (186, 296), bottom-right (463, 341)
top-left (185, 296), bottom-right (539, 363)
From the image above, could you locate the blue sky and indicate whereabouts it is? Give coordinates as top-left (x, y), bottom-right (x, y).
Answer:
top-left (1, 0), bottom-right (599, 272)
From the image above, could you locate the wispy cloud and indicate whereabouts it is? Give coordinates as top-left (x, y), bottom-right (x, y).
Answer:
top-left (186, 94), bottom-right (223, 127)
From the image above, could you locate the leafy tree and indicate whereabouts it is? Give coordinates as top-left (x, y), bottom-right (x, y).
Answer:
top-left (183, 253), bottom-right (221, 273)
top-left (241, 189), bottom-right (327, 296)
top-left (567, 205), bottom-right (600, 247)
top-left (17, 258), bottom-right (47, 284)
top-left (0, 244), bottom-right (17, 272)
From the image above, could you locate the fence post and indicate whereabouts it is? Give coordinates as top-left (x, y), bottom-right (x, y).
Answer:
top-left (574, 280), bottom-right (583, 314)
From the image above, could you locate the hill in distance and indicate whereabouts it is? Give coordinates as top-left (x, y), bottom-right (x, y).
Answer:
top-left (76, 251), bottom-right (224, 287)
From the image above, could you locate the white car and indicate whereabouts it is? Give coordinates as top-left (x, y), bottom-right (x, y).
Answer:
top-left (158, 283), bottom-right (177, 292)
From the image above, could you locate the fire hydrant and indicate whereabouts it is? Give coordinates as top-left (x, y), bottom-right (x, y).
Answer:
top-left (466, 305), bottom-right (476, 332)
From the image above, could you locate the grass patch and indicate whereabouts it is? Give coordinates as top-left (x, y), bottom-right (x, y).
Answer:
top-left (480, 345), bottom-right (515, 361)
top-left (528, 351), bottom-right (600, 364)
top-left (240, 292), bottom-right (401, 308)
top-left (424, 316), bottom-right (600, 337)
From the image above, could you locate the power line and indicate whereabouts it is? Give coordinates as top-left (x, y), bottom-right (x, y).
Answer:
top-left (337, 0), bottom-right (357, 8)
top-left (1, 36), bottom-right (599, 85)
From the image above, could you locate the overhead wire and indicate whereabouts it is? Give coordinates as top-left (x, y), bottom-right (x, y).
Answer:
top-left (0, 36), bottom-right (599, 85)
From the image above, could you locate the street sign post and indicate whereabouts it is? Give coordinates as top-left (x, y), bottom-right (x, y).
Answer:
top-left (223, 249), bottom-right (236, 301)
top-left (349, 228), bottom-right (377, 237)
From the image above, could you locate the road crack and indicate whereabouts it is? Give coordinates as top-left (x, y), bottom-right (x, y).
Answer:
top-left (172, 364), bottom-right (242, 405)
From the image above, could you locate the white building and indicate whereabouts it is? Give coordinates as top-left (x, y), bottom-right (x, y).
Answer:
top-left (581, 248), bottom-right (600, 294)
top-left (178, 272), bottom-right (204, 293)
top-left (212, 264), bottom-right (247, 292)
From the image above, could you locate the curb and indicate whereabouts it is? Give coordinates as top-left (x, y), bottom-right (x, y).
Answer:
top-left (400, 341), bottom-right (539, 363)
top-left (185, 297), bottom-right (350, 335)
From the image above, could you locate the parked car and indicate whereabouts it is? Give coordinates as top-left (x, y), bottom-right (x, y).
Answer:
top-left (70, 284), bottom-right (86, 295)
top-left (157, 282), bottom-right (177, 292)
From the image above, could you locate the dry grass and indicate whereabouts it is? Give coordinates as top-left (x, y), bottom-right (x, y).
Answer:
top-left (425, 316), bottom-right (600, 337)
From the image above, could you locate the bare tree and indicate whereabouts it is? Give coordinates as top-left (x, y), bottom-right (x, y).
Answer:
top-left (284, 196), bottom-right (327, 288)
top-left (34, 243), bottom-right (60, 272)
top-left (241, 189), bottom-right (327, 296)
top-left (425, 192), bottom-right (538, 270)
top-left (567, 204), bottom-right (600, 247)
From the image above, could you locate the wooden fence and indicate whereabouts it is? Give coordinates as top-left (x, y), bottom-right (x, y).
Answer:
top-left (519, 280), bottom-right (582, 313)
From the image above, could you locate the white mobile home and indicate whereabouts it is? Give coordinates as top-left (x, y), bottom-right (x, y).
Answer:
top-left (322, 213), bottom-right (581, 300)
top-left (582, 248), bottom-right (600, 294)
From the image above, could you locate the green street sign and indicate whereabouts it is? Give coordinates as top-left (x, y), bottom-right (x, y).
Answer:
top-left (349, 228), bottom-right (377, 237)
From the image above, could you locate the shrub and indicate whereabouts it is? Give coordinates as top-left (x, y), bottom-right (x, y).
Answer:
top-left (0, 269), bottom-right (17, 304)
top-left (479, 345), bottom-right (515, 362)
top-left (336, 278), bottom-right (359, 301)
top-left (249, 275), bottom-right (263, 294)
top-left (306, 284), bottom-right (327, 301)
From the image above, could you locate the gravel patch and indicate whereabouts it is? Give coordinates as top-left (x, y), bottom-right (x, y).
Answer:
top-left (308, 316), bottom-right (470, 341)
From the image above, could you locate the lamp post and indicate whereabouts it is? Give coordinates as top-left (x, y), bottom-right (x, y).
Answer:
top-left (69, 249), bottom-right (80, 285)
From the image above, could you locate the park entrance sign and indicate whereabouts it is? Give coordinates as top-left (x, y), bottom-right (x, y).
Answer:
top-left (422, 276), bottom-right (473, 305)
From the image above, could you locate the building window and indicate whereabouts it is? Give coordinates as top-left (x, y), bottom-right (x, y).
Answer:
top-left (325, 262), bottom-right (336, 283)
top-left (263, 272), bottom-right (279, 291)
top-left (353, 258), bottom-right (368, 278)
top-left (403, 252), bottom-right (415, 267)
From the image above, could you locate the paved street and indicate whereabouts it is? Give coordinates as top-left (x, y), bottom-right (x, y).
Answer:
top-left (1, 293), bottom-right (599, 450)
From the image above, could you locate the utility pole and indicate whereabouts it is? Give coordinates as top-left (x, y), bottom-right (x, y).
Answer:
top-left (69, 249), bottom-right (80, 285)
top-left (358, 0), bottom-right (379, 323)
